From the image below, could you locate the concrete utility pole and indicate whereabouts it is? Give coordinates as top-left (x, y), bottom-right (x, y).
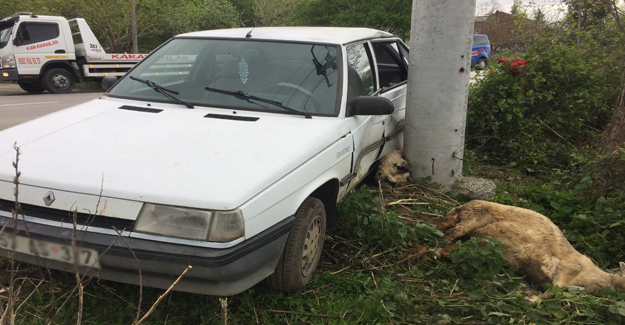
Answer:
top-left (130, 0), bottom-right (139, 53)
top-left (404, 0), bottom-right (476, 189)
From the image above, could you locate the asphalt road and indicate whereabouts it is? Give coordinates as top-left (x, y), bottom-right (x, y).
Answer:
top-left (0, 84), bottom-right (103, 131)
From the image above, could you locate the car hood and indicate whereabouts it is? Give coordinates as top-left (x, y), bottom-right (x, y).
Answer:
top-left (0, 97), bottom-right (347, 210)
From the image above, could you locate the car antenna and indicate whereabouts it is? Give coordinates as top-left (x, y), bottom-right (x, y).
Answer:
top-left (246, 27), bottom-right (255, 38)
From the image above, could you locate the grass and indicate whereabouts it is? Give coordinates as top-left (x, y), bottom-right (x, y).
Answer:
top-left (74, 81), bottom-right (104, 91)
top-left (2, 171), bottom-right (625, 324)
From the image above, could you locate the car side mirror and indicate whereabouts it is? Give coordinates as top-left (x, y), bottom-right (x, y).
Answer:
top-left (13, 37), bottom-right (22, 46)
top-left (349, 96), bottom-right (394, 116)
top-left (102, 75), bottom-right (119, 91)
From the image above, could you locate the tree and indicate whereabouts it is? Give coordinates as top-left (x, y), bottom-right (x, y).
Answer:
top-left (534, 8), bottom-right (545, 22)
top-left (510, 0), bottom-right (522, 15)
top-left (295, 0), bottom-right (411, 40)
top-left (477, 0), bottom-right (501, 16)
top-left (562, 0), bottom-right (610, 30)
top-left (253, 0), bottom-right (297, 26)
top-left (0, 0), bottom-right (241, 52)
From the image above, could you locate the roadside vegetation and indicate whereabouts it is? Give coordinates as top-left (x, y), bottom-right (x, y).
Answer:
top-left (2, 0), bottom-right (625, 324)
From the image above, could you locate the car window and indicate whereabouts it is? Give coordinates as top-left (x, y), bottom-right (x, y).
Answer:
top-left (109, 38), bottom-right (341, 116)
top-left (0, 22), bottom-right (14, 49)
top-left (16, 22), bottom-right (59, 46)
top-left (346, 43), bottom-right (374, 104)
top-left (473, 35), bottom-right (489, 46)
top-left (371, 42), bottom-right (407, 88)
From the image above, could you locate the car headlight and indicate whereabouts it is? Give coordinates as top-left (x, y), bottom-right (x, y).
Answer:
top-left (1, 55), bottom-right (16, 69)
top-left (134, 204), bottom-right (244, 242)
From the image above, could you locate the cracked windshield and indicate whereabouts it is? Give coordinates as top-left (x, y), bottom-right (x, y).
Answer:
top-left (109, 39), bottom-right (340, 115)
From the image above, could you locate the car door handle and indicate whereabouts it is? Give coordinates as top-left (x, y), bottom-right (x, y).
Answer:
top-left (55, 49), bottom-right (66, 54)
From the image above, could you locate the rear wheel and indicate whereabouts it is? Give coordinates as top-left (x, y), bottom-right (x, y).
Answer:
top-left (18, 80), bottom-right (45, 94)
top-left (476, 58), bottom-right (487, 70)
top-left (43, 68), bottom-right (75, 94)
top-left (264, 197), bottom-right (326, 292)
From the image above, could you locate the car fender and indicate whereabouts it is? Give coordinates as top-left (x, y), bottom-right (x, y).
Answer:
top-left (241, 133), bottom-right (354, 239)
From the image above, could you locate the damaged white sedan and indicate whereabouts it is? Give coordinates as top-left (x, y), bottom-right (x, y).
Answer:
top-left (0, 27), bottom-right (408, 295)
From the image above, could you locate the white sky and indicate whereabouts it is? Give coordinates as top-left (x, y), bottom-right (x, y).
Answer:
top-left (475, 0), bottom-right (567, 21)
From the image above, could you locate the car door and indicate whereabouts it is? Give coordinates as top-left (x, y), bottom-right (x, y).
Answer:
top-left (370, 40), bottom-right (408, 157)
top-left (12, 20), bottom-right (64, 76)
top-left (343, 42), bottom-right (389, 187)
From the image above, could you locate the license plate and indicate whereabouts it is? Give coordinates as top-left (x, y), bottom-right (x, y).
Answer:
top-left (0, 232), bottom-right (101, 268)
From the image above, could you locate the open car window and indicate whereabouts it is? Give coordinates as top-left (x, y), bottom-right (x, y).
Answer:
top-left (371, 42), bottom-right (407, 89)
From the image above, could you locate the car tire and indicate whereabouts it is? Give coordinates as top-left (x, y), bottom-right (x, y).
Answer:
top-left (43, 68), bottom-right (75, 94)
top-left (476, 58), bottom-right (487, 70)
top-left (18, 80), bottom-right (45, 94)
top-left (265, 197), bottom-right (326, 292)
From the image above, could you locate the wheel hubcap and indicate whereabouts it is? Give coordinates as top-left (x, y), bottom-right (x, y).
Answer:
top-left (301, 215), bottom-right (322, 277)
top-left (52, 74), bottom-right (69, 89)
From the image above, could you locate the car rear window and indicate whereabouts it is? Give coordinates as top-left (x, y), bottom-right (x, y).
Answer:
top-left (473, 36), bottom-right (489, 46)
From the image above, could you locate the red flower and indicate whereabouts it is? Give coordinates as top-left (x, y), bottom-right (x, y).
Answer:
top-left (497, 57), bottom-right (527, 76)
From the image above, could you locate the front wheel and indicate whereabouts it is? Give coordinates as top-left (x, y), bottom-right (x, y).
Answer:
top-left (43, 68), bottom-right (75, 94)
top-left (18, 80), bottom-right (45, 94)
top-left (264, 197), bottom-right (326, 292)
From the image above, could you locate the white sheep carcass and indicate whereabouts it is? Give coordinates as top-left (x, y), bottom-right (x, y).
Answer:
top-left (375, 150), bottom-right (410, 190)
top-left (436, 200), bottom-right (625, 303)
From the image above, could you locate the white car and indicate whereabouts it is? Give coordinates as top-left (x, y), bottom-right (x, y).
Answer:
top-left (0, 27), bottom-right (408, 295)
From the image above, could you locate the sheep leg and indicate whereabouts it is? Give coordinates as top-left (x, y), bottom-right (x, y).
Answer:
top-left (433, 208), bottom-right (465, 257)
top-left (526, 290), bottom-right (554, 304)
top-left (436, 207), bottom-right (461, 232)
top-left (440, 212), bottom-right (495, 243)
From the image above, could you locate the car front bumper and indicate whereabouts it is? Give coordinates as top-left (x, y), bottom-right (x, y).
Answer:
top-left (0, 68), bottom-right (18, 81)
top-left (0, 212), bottom-right (293, 296)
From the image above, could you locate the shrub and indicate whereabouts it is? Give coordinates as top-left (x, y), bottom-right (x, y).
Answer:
top-left (466, 42), bottom-right (621, 171)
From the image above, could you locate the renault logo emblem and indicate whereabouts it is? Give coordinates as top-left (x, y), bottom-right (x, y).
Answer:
top-left (43, 191), bottom-right (55, 206)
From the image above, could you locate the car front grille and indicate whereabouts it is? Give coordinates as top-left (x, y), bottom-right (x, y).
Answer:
top-left (0, 199), bottom-right (135, 231)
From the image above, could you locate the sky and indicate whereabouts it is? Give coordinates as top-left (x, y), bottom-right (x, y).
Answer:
top-left (475, 0), bottom-right (567, 20)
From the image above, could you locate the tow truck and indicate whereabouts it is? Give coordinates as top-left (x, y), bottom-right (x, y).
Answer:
top-left (0, 13), bottom-right (145, 93)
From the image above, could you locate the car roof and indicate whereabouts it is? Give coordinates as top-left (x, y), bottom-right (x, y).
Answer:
top-left (177, 27), bottom-right (395, 45)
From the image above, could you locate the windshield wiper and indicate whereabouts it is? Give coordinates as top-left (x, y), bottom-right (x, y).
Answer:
top-left (129, 76), bottom-right (194, 109)
top-left (204, 87), bottom-right (311, 119)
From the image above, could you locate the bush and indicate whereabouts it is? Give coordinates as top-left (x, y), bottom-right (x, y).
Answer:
top-left (467, 41), bottom-right (621, 171)
top-left (519, 176), bottom-right (625, 268)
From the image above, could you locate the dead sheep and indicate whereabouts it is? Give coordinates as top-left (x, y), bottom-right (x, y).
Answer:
top-left (436, 200), bottom-right (625, 303)
top-left (376, 149), bottom-right (410, 190)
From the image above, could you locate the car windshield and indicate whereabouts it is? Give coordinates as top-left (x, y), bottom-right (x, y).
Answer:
top-left (108, 38), bottom-right (341, 116)
top-left (0, 22), bottom-right (14, 49)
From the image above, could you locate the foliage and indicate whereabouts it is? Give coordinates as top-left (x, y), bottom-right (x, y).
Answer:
top-left (534, 8), bottom-right (545, 22)
top-left (466, 38), bottom-right (622, 171)
top-left (0, 0), bottom-right (241, 52)
top-left (229, 0), bottom-right (256, 26)
top-left (294, 0), bottom-right (411, 40)
top-left (252, 0), bottom-right (298, 27)
top-left (518, 175), bottom-right (625, 268)
top-left (562, 0), bottom-right (611, 30)
top-left (336, 186), bottom-right (444, 251)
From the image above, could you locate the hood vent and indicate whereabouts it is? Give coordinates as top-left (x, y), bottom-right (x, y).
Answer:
top-left (119, 105), bottom-right (163, 113)
top-left (204, 113), bottom-right (259, 122)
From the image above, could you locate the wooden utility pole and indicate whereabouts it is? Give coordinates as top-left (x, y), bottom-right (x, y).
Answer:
top-left (130, 0), bottom-right (139, 53)
top-left (404, 0), bottom-right (476, 189)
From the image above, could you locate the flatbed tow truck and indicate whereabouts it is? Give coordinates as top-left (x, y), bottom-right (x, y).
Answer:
top-left (0, 13), bottom-right (145, 93)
